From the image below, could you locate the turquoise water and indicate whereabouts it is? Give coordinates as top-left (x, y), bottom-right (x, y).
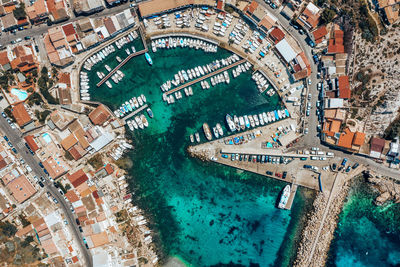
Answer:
top-left (88, 40), bottom-right (314, 266)
top-left (11, 88), bottom-right (28, 101)
top-left (327, 177), bottom-right (400, 267)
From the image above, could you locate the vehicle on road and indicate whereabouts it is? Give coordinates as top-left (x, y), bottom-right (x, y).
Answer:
top-left (1, 112), bottom-right (6, 118)
top-left (24, 36), bottom-right (31, 40)
top-left (39, 162), bottom-right (44, 168)
top-left (11, 148), bottom-right (17, 154)
top-left (3, 136), bottom-right (8, 141)
top-left (7, 141), bottom-right (12, 147)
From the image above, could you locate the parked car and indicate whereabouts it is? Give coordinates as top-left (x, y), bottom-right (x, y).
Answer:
top-left (3, 136), bottom-right (8, 141)
top-left (52, 197), bottom-right (58, 204)
top-left (311, 147), bottom-right (320, 151)
top-left (39, 162), bottom-right (44, 168)
top-left (76, 218), bottom-right (80, 225)
top-left (331, 163), bottom-right (337, 171)
top-left (352, 162), bottom-right (359, 169)
top-left (282, 171), bottom-right (287, 179)
top-left (12, 148), bottom-right (17, 154)
top-left (266, 171), bottom-right (273, 175)
top-left (38, 181), bottom-right (44, 188)
top-left (275, 172), bottom-right (282, 178)
top-left (341, 158), bottom-right (348, 166)
top-left (1, 112), bottom-right (6, 118)
top-left (345, 166), bottom-right (351, 173)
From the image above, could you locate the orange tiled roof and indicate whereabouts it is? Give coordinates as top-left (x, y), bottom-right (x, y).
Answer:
top-left (338, 75), bottom-right (350, 99)
top-left (337, 128), bottom-right (354, 149)
top-left (6, 175), bottom-right (37, 203)
top-left (11, 103), bottom-right (32, 127)
top-left (353, 132), bottom-right (366, 146)
top-left (61, 134), bottom-right (78, 150)
top-left (313, 26), bottom-right (328, 43)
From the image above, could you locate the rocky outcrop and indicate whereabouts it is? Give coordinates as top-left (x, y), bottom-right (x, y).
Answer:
top-left (187, 145), bottom-right (213, 162)
top-left (366, 174), bottom-right (400, 205)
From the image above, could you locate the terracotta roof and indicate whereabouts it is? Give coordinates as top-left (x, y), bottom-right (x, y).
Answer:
top-left (15, 224), bottom-right (34, 238)
top-left (244, 1), bottom-right (258, 15)
top-left (26, 0), bottom-right (48, 21)
top-left (269, 27), bottom-right (285, 44)
top-left (62, 23), bottom-right (76, 36)
top-left (312, 26), bottom-right (328, 43)
top-left (258, 16), bottom-right (275, 31)
top-left (328, 26), bottom-right (345, 54)
top-left (42, 157), bottom-right (68, 179)
top-left (104, 18), bottom-right (116, 35)
top-left (58, 72), bottom-right (71, 86)
top-left (353, 132), bottom-right (366, 146)
top-left (6, 175), bottom-right (37, 203)
top-left (11, 103), bottom-right (32, 127)
top-left (88, 104), bottom-right (111, 125)
top-left (24, 135), bottom-right (39, 152)
top-left (65, 190), bottom-right (80, 202)
top-left (338, 76), bottom-right (351, 99)
top-left (0, 51), bottom-right (10, 66)
top-left (370, 137), bottom-right (385, 152)
top-left (1, 13), bottom-right (17, 30)
top-left (61, 134), bottom-right (78, 150)
top-left (337, 128), bottom-right (354, 149)
top-left (41, 238), bottom-right (58, 255)
top-left (217, 0), bottom-right (223, 9)
top-left (67, 169), bottom-right (88, 188)
top-left (104, 164), bottom-right (113, 174)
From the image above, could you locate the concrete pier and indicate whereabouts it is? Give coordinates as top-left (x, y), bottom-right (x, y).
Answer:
top-left (165, 59), bottom-right (246, 96)
top-left (121, 104), bottom-right (148, 124)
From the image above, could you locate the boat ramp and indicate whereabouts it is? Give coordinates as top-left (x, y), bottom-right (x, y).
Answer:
top-left (165, 58), bottom-right (246, 96)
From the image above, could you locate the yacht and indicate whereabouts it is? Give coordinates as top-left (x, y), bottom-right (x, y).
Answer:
top-left (225, 114), bottom-right (236, 132)
top-left (249, 116), bottom-right (255, 127)
top-left (127, 120), bottom-right (134, 131)
top-left (213, 126), bottom-right (219, 138)
top-left (146, 108), bottom-right (153, 118)
top-left (278, 185), bottom-right (291, 209)
top-left (132, 97), bottom-right (139, 108)
top-left (135, 116), bottom-right (144, 129)
top-left (203, 123), bottom-right (212, 141)
top-left (216, 123), bottom-right (223, 136)
top-left (141, 114), bottom-right (149, 127)
top-left (138, 95), bottom-right (144, 106)
top-left (145, 52), bottom-right (153, 65)
top-left (132, 119), bottom-right (138, 129)
top-left (233, 115), bottom-right (240, 131)
top-left (141, 94), bottom-right (147, 103)
top-left (190, 134), bottom-right (194, 143)
top-left (239, 116), bottom-right (245, 130)
top-left (105, 81), bottom-right (112, 88)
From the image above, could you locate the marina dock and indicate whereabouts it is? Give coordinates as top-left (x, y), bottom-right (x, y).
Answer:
top-left (121, 104), bottom-right (148, 124)
top-left (165, 58), bottom-right (247, 96)
top-left (97, 26), bottom-right (148, 87)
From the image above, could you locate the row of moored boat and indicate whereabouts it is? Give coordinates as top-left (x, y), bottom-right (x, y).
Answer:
top-left (109, 140), bottom-right (133, 161)
top-left (212, 12), bottom-right (233, 37)
top-left (126, 109), bottom-right (153, 132)
top-left (114, 94), bottom-right (147, 118)
top-left (115, 31), bottom-right (138, 49)
top-left (252, 72), bottom-right (275, 96)
top-left (160, 54), bottom-right (241, 92)
top-left (152, 37), bottom-right (217, 53)
top-left (83, 45), bottom-right (115, 71)
top-left (80, 72), bottom-right (90, 101)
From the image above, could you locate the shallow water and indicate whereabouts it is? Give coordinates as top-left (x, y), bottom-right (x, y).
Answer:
top-left (89, 40), bottom-right (313, 266)
top-left (327, 178), bottom-right (400, 267)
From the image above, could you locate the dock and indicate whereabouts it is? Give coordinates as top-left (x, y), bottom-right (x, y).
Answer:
top-left (284, 183), bottom-right (298, 210)
top-left (97, 26), bottom-right (148, 87)
top-left (121, 104), bottom-right (148, 124)
top-left (165, 58), bottom-right (246, 96)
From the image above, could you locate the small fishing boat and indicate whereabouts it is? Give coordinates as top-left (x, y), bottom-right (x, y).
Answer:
top-left (141, 114), bottom-right (149, 127)
top-left (203, 123), bottom-right (212, 141)
top-left (145, 53), bottom-right (153, 65)
top-left (190, 134), bottom-right (194, 143)
top-left (195, 132), bottom-right (200, 142)
top-left (146, 108), bottom-right (153, 118)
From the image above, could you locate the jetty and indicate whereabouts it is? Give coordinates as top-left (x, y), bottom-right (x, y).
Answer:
top-left (121, 104), bottom-right (148, 124)
top-left (165, 58), bottom-right (247, 96)
top-left (97, 27), bottom-right (148, 87)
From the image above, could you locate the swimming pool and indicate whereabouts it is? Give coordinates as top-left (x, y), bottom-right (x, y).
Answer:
top-left (42, 133), bottom-right (52, 144)
top-left (11, 88), bottom-right (28, 101)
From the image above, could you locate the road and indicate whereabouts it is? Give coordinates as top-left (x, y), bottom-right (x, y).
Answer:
top-left (0, 3), bottom-right (133, 47)
top-left (0, 115), bottom-right (92, 266)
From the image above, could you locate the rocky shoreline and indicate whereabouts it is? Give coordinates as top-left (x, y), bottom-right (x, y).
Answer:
top-left (364, 171), bottom-right (400, 205)
top-left (293, 175), bottom-right (352, 267)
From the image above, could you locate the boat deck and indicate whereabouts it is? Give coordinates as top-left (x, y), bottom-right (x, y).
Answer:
top-left (121, 104), bottom-right (148, 124)
top-left (165, 58), bottom-right (247, 96)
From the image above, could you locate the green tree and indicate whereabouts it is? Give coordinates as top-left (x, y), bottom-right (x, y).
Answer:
top-left (321, 8), bottom-right (336, 23)
top-left (0, 221), bottom-right (17, 237)
top-left (21, 236), bottom-right (34, 247)
top-left (13, 3), bottom-right (26, 20)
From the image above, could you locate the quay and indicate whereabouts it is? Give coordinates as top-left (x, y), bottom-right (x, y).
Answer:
top-left (165, 58), bottom-right (247, 96)
top-left (96, 26), bottom-right (148, 87)
top-left (121, 104), bottom-right (148, 124)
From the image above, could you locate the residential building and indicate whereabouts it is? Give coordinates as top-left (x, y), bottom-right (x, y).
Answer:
top-left (88, 104), bottom-right (112, 125)
top-left (11, 103), bottom-right (33, 128)
top-left (378, 0), bottom-right (400, 24)
top-left (72, 0), bottom-right (104, 16)
top-left (327, 24), bottom-right (344, 54)
top-left (337, 75), bottom-right (350, 99)
top-left (312, 26), bottom-right (328, 44)
top-left (0, 12), bottom-right (17, 31)
top-left (10, 45), bottom-right (38, 73)
top-left (269, 27), bottom-right (285, 44)
top-left (46, 0), bottom-right (70, 23)
top-left (6, 175), bottom-right (37, 203)
top-left (370, 137), bottom-right (386, 158)
top-left (26, 0), bottom-right (49, 24)
top-left (43, 26), bottom-right (75, 67)
top-left (296, 2), bottom-right (321, 31)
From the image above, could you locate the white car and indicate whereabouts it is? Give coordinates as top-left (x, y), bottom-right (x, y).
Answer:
top-left (311, 147), bottom-right (320, 151)
top-left (25, 165), bottom-right (32, 172)
top-left (308, 79), bottom-right (312, 85)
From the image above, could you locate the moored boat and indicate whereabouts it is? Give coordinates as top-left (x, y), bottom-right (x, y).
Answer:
top-left (145, 53), bottom-right (153, 65)
top-left (244, 115), bottom-right (250, 128)
top-left (203, 123), bottom-right (212, 141)
top-left (146, 108), bottom-right (153, 118)
top-left (141, 114), bottom-right (149, 127)
top-left (190, 134), bottom-right (194, 143)
top-left (195, 132), bottom-right (200, 142)
top-left (216, 123), bottom-right (223, 136)
top-left (213, 127), bottom-right (219, 138)
top-left (278, 185), bottom-right (291, 209)
top-left (225, 114), bottom-right (236, 132)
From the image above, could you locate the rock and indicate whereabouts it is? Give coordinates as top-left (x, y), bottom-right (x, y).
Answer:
top-left (375, 191), bottom-right (391, 206)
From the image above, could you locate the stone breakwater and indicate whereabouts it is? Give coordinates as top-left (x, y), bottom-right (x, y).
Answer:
top-left (293, 175), bottom-right (352, 267)
top-left (187, 145), bottom-right (214, 161)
